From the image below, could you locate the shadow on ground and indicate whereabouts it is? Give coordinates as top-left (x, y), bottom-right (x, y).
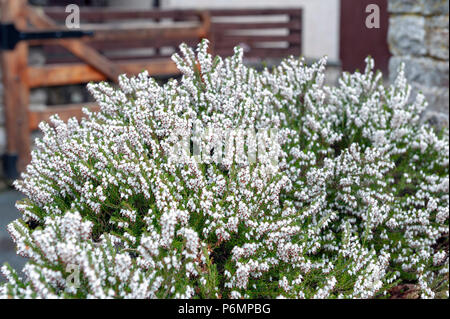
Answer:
top-left (0, 190), bottom-right (27, 283)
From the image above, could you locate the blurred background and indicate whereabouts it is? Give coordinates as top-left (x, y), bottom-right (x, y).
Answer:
top-left (0, 0), bottom-right (448, 280)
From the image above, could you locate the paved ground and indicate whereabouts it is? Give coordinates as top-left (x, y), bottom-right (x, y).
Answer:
top-left (0, 190), bottom-right (27, 282)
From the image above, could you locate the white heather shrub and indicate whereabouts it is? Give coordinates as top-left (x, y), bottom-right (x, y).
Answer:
top-left (1, 40), bottom-right (448, 299)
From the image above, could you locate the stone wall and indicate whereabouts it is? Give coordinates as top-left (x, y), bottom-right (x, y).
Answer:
top-left (388, 0), bottom-right (449, 127)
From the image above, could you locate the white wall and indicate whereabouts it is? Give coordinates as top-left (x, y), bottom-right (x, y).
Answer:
top-left (162, 0), bottom-right (340, 62)
top-left (108, 0), bottom-right (153, 9)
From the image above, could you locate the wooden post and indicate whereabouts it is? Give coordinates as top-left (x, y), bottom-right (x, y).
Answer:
top-left (1, 0), bottom-right (30, 178)
top-left (199, 11), bottom-right (213, 55)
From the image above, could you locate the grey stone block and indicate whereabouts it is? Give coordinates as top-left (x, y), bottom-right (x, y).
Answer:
top-left (388, 15), bottom-right (427, 56)
top-left (422, 110), bottom-right (449, 128)
top-left (423, 0), bottom-right (449, 15)
top-left (425, 16), bottom-right (449, 60)
top-left (388, 0), bottom-right (424, 13)
top-left (389, 56), bottom-right (449, 87)
top-left (426, 15), bottom-right (450, 29)
top-left (416, 84), bottom-right (450, 114)
top-left (389, 0), bottom-right (449, 15)
top-left (426, 27), bottom-right (449, 60)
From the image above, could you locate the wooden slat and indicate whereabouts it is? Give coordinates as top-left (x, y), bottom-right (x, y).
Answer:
top-left (27, 26), bottom-right (205, 46)
top-left (26, 6), bottom-right (124, 82)
top-left (38, 36), bottom-right (201, 64)
top-left (42, 7), bottom-right (203, 22)
top-left (42, 7), bottom-right (301, 21)
top-left (29, 103), bottom-right (99, 131)
top-left (215, 47), bottom-right (301, 59)
top-left (94, 53), bottom-right (176, 62)
top-left (214, 35), bottom-right (301, 45)
top-left (209, 9), bottom-right (302, 62)
top-left (41, 53), bottom-right (176, 64)
top-left (211, 21), bottom-right (301, 31)
top-left (92, 26), bottom-right (204, 41)
top-left (210, 8), bottom-right (302, 16)
top-left (81, 37), bottom-right (199, 51)
top-left (39, 37), bottom-right (199, 55)
top-left (27, 59), bottom-right (180, 88)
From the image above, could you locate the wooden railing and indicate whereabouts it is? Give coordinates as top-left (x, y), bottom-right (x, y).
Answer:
top-left (209, 9), bottom-right (302, 59)
top-left (0, 0), bottom-right (302, 177)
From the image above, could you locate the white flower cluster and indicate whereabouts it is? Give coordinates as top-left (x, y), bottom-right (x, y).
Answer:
top-left (1, 40), bottom-right (448, 299)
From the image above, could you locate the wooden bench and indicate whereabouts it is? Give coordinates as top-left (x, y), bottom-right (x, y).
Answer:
top-left (0, 0), bottom-right (302, 178)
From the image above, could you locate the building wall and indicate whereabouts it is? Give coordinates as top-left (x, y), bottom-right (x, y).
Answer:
top-left (388, 0), bottom-right (449, 127)
top-left (108, 0), bottom-right (154, 9)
